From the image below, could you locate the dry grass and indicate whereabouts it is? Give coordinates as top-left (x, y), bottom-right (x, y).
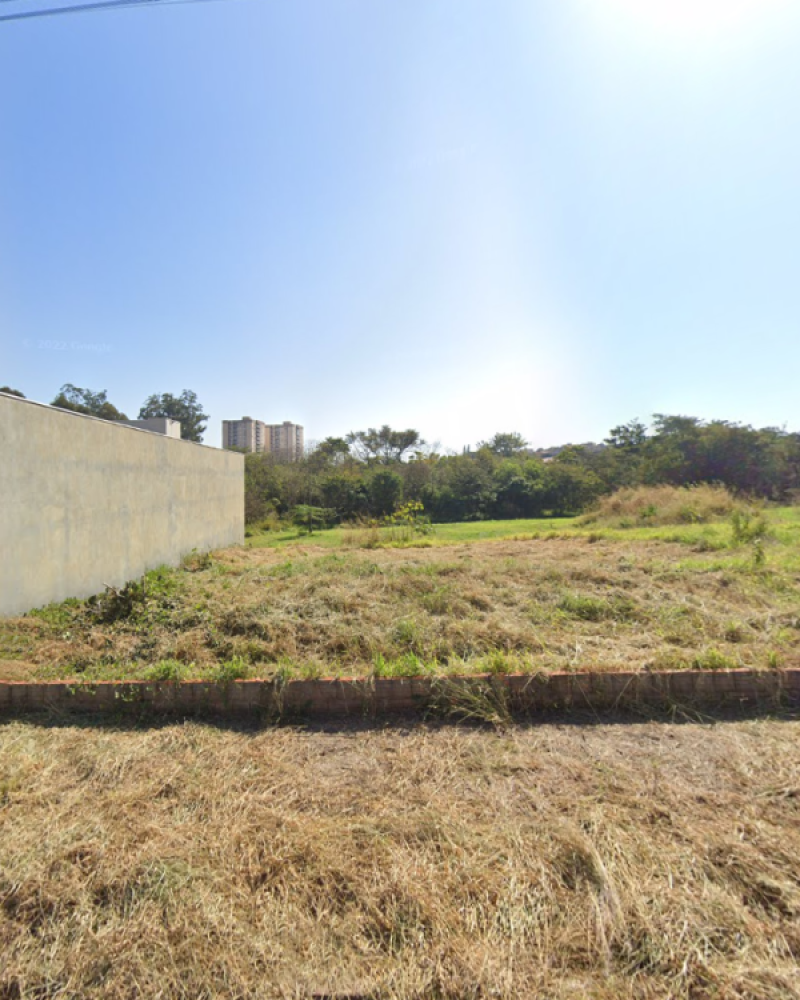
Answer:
top-left (1, 717), bottom-right (799, 998)
top-left (582, 485), bottom-right (745, 528)
top-left (2, 535), bottom-right (800, 682)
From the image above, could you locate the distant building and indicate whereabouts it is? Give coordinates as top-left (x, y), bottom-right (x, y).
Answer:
top-left (266, 420), bottom-right (305, 461)
top-left (121, 418), bottom-right (182, 439)
top-left (222, 417), bottom-right (304, 460)
top-left (222, 416), bottom-right (266, 453)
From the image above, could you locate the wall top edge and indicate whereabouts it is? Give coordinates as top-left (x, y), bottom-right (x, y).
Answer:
top-left (0, 392), bottom-right (241, 458)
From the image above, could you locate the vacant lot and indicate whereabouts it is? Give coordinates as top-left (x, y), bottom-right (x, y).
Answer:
top-left (1, 513), bottom-right (800, 683)
top-left (1, 717), bottom-right (799, 998)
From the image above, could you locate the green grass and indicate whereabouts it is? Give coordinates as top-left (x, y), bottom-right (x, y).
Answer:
top-left (243, 507), bottom-right (800, 558)
top-left (244, 516), bottom-right (575, 549)
top-left (242, 515), bottom-right (733, 550)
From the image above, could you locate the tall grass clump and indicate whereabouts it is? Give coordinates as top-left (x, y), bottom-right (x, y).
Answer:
top-left (341, 502), bottom-right (434, 549)
top-left (730, 509), bottom-right (771, 568)
top-left (582, 484), bottom-right (744, 528)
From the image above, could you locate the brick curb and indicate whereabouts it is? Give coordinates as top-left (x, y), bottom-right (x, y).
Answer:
top-left (0, 669), bottom-right (798, 721)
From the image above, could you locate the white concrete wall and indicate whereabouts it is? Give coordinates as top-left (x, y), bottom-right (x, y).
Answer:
top-left (0, 393), bottom-right (244, 616)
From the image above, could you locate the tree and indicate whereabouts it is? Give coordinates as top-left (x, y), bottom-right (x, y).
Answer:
top-left (490, 457), bottom-right (547, 518)
top-left (368, 469), bottom-right (404, 516)
top-left (292, 504), bottom-right (336, 534)
top-left (423, 454), bottom-right (495, 521)
top-left (605, 419), bottom-right (647, 453)
top-left (139, 390), bottom-right (208, 443)
top-left (0, 386), bottom-right (25, 398)
top-left (307, 436), bottom-right (351, 471)
top-left (479, 432), bottom-right (529, 457)
top-left (319, 473), bottom-right (369, 520)
top-left (544, 462), bottom-right (604, 515)
top-left (346, 425), bottom-right (424, 464)
top-left (51, 384), bottom-right (127, 421)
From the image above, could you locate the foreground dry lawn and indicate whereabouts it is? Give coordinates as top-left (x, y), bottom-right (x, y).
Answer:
top-left (1, 717), bottom-right (799, 998)
top-left (2, 537), bottom-right (799, 681)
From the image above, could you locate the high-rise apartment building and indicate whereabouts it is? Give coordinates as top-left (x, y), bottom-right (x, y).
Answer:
top-left (222, 417), bottom-right (304, 460)
top-left (267, 420), bottom-right (304, 461)
top-left (222, 417), bottom-right (265, 453)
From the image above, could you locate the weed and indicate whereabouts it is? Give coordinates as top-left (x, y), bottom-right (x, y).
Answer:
top-left (731, 509), bottom-right (769, 546)
top-left (143, 565), bottom-right (181, 597)
top-left (392, 619), bottom-right (421, 652)
top-left (211, 657), bottom-right (251, 683)
top-left (145, 659), bottom-right (185, 683)
top-left (723, 622), bottom-right (747, 643)
top-left (373, 652), bottom-right (427, 678)
top-left (483, 650), bottom-right (514, 675)
top-left (692, 648), bottom-right (738, 671)
top-left (267, 560), bottom-right (295, 578)
top-left (730, 509), bottom-right (771, 568)
top-left (558, 593), bottom-right (637, 623)
top-left (428, 677), bottom-right (512, 727)
top-left (421, 587), bottom-right (453, 616)
top-left (181, 549), bottom-right (213, 572)
top-left (87, 581), bottom-right (146, 624)
top-left (27, 599), bottom-right (81, 628)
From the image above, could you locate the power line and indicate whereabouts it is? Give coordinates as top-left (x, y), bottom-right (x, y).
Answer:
top-left (0, 0), bottom-right (229, 21)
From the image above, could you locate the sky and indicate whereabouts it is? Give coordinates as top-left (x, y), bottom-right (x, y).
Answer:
top-left (2, 0), bottom-right (800, 451)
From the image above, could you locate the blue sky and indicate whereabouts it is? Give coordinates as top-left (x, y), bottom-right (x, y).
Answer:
top-left (2, 0), bottom-right (799, 450)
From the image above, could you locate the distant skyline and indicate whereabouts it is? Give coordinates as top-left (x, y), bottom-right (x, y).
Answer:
top-left (3, 0), bottom-right (800, 450)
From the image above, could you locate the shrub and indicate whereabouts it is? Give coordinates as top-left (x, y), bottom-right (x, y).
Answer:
top-left (730, 509), bottom-right (771, 568)
top-left (145, 659), bottom-right (185, 682)
top-left (87, 581), bottom-right (146, 623)
top-left (212, 657), bottom-right (250, 683)
top-left (730, 509), bottom-right (769, 546)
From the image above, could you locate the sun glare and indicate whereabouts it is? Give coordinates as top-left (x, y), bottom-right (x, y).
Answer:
top-left (609, 0), bottom-right (789, 40)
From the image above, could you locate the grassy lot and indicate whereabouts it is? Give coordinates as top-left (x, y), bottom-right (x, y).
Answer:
top-left (1, 717), bottom-right (799, 998)
top-left (2, 509), bottom-right (800, 683)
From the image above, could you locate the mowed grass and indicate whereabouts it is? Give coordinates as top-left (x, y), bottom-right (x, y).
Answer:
top-left (249, 507), bottom-right (800, 567)
top-left (2, 509), bottom-right (800, 682)
top-left (245, 516), bottom-right (579, 549)
top-left (1, 717), bottom-right (799, 998)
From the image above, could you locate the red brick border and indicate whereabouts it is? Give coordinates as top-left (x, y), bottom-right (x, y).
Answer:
top-left (0, 669), bottom-right (797, 720)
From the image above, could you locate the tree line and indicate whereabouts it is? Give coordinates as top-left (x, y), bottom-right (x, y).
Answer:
top-left (5, 382), bottom-right (798, 522)
top-left (246, 417), bottom-right (800, 526)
